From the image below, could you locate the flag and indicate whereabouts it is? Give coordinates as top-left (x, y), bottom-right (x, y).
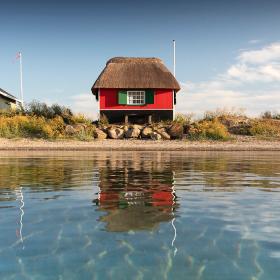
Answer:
top-left (13, 52), bottom-right (21, 63)
top-left (16, 52), bottom-right (21, 60)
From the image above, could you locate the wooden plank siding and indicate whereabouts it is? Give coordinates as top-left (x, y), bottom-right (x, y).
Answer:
top-left (99, 89), bottom-right (173, 110)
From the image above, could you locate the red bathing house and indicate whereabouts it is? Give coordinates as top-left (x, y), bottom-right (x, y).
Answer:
top-left (91, 57), bottom-right (180, 123)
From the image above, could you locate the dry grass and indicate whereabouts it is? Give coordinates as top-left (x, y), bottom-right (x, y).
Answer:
top-left (1, 105), bottom-right (280, 141)
top-left (250, 119), bottom-right (280, 137)
top-left (188, 119), bottom-right (230, 141)
top-left (0, 102), bottom-right (95, 140)
top-left (0, 115), bottom-right (65, 139)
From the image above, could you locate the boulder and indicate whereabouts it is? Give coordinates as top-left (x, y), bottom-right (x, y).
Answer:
top-left (141, 126), bottom-right (153, 138)
top-left (125, 126), bottom-right (141, 138)
top-left (73, 124), bottom-right (86, 133)
top-left (168, 123), bottom-right (183, 139)
top-left (155, 128), bottom-right (170, 140)
top-left (66, 124), bottom-right (88, 135)
top-left (123, 125), bottom-right (129, 132)
top-left (107, 127), bottom-right (124, 139)
top-left (65, 125), bottom-right (76, 135)
top-left (133, 124), bottom-right (143, 130)
top-left (94, 128), bottom-right (107, 139)
top-left (150, 132), bottom-right (162, 140)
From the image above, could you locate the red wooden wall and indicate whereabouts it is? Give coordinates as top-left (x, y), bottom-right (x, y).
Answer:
top-left (99, 89), bottom-right (173, 110)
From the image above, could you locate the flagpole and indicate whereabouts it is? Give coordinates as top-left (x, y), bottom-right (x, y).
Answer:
top-left (173, 40), bottom-right (176, 77)
top-left (19, 52), bottom-right (24, 106)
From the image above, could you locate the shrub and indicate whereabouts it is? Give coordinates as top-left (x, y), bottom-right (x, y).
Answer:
top-left (249, 119), bottom-right (280, 137)
top-left (188, 119), bottom-right (230, 140)
top-left (0, 116), bottom-right (48, 138)
top-left (0, 101), bottom-right (97, 140)
top-left (71, 113), bottom-right (92, 125)
top-left (0, 115), bottom-right (67, 139)
top-left (99, 113), bottom-right (109, 126)
top-left (261, 111), bottom-right (280, 120)
top-left (26, 101), bottom-right (74, 124)
top-left (48, 116), bottom-right (65, 138)
top-left (20, 116), bottom-right (50, 138)
top-left (204, 108), bottom-right (246, 121)
top-left (27, 101), bottom-right (55, 119)
top-left (203, 108), bottom-right (251, 136)
top-left (74, 125), bottom-right (96, 141)
top-left (174, 113), bottom-right (193, 126)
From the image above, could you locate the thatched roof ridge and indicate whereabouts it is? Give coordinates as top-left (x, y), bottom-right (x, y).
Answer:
top-left (92, 57), bottom-right (180, 95)
top-left (106, 57), bottom-right (163, 65)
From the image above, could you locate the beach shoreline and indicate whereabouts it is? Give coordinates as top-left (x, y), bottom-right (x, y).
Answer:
top-left (0, 137), bottom-right (279, 151)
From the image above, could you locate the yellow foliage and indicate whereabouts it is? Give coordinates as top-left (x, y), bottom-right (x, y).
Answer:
top-left (71, 114), bottom-right (92, 125)
top-left (250, 119), bottom-right (280, 137)
top-left (174, 113), bottom-right (193, 125)
top-left (189, 119), bottom-right (230, 140)
top-left (0, 115), bottom-right (62, 139)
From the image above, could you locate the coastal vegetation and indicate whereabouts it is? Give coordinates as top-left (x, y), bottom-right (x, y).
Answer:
top-left (0, 101), bottom-right (95, 140)
top-left (0, 102), bottom-right (279, 141)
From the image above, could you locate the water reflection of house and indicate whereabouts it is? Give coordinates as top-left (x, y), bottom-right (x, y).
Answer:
top-left (94, 165), bottom-right (177, 232)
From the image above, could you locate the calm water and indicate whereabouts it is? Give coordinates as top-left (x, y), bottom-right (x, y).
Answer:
top-left (1, 151), bottom-right (280, 280)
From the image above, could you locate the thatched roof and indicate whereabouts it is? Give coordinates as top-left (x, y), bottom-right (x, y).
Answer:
top-left (91, 57), bottom-right (180, 95)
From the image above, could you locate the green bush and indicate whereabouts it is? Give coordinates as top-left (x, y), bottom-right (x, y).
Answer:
top-left (28, 101), bottom-right (55, 119)
top-left (27, 101), bottom-right (74, 124)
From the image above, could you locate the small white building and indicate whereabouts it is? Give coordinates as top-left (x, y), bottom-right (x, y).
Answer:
top-left (0, 88), bottom-right (21, 110)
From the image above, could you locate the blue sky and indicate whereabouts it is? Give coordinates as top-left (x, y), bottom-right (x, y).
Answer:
top-left (1, 0), bottom-right (280, 117)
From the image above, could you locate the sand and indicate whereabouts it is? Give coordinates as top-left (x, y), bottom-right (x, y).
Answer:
top-left (0, 137), bottom-right (279, 151)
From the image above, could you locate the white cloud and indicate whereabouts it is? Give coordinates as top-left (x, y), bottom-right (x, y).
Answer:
top-left (225, 43), bottom-right (280, 83)
top-left (177, 86), bottom-right (280, 117)
top-left (69, 93), bottom-right (98, 119)
top-left (248, 39), bottom-right (261, 45)
top-left (178, 42), bottom-right (280, 117)
top-left (239, 42), bottom-right (280, 64)
top-left (227, 62), bottom-right (280, 82)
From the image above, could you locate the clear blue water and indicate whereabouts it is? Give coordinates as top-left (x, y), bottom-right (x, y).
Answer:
top-left (1, 151), bottom-right (280, 280)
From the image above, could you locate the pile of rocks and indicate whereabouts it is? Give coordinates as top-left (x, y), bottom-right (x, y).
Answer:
top-left (92, 123), bottom-right (184, 140)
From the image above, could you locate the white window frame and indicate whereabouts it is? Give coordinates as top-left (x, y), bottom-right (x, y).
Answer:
top-left (127, 91), bottom-right (145, 105)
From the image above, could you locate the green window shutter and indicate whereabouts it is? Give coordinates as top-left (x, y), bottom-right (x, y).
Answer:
top-left (145, 89), bottom-right (154, 104)
top-left (118, 90), bottom-right (127, 105)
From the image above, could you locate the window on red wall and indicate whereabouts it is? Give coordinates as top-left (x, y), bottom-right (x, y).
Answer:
top-left (127, 91), bottom-right (145, 105)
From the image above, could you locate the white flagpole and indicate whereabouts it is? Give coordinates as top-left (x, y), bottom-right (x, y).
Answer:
top-left (173, 40), bottom-right (176, 77)
top-left (19, 52), bottom-right (24, 106)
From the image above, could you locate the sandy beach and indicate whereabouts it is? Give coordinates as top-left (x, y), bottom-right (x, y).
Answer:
top-left (0, 137), bottom-right (279, 151)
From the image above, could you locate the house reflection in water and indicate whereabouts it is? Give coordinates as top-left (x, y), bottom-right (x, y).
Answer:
top-left (93, 160), bottom-right (178, 232)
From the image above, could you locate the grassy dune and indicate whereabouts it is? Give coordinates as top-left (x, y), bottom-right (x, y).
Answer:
top-left (0, 102), bottom-right (280, 141)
